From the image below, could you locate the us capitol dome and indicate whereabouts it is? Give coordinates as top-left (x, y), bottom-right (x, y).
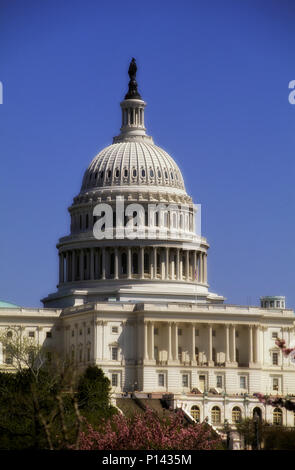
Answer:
top-left (42, 59), bottom-right (223, 308)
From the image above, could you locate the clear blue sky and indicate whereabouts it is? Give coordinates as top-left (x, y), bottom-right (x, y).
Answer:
top-left (0, 0), bottom-right (294, 308)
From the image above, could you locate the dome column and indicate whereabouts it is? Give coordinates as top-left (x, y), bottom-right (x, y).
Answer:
top-left (114, 248), bottom-right (119, 280)
top-left (127, 247), bottom-right (132, 279)
top-left (79, 249), bottom-right (84, 281)
top-left (102, 248), bottom-right (106, 280)
top-left (153, 247), bottom-right (157, 279)
top-left (176, 249), bottom-right (180, 280)
top-left (165, 247), bottom-right (169, 280)
top-left (90, 248), bottom-right (94, 280)
top-left (204, 253), bottom-right (207, 284)
top-left (72, 250), bottom-right (76, 282)
top-left (140, 247), bottom-right (144, 279)
top-left (200, 252), bottom-right (203, 283)
top-left (186, 250), bottom-right (189, 280)
top-left (193, 251), bottom-right (197, 282)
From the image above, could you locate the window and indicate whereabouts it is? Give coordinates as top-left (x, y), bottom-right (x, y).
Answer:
top-left (158, 373), bottom-right (165, 387)
top-left (273, 378), bottom-right (279, 391)
top-left (235, 330), bottom-right (239, 338)
top-left (79, 329), bottom-right (82, 336)
top-left (87, 348), bottom-right (90, 361)
top-left (6, 331), bottom-right (12, 338)
top-left (79, 349), bottom-right (82, 362)
top-left (276, 301), bottom-right (280, 308)
top-left (240, 376), bottom-right (246, 389)
top-left (72, 330), bottom-right (75, 337)
top-left (191, 406), bottom-right (200, 422)
top-left (272, 332), bottom-right (278, 339)
top-left (87, 327), bottom-right (90, 335)
top-left (178, 346), bottom-right (182, 361)
top-left (182, 374), bottom-right (189, 387)
top-left (212, 330), bottom-right (216, 337)
top-left (112, 347), bottom-right (118, 361)
top-left (154, 328), bottom-right (159, 335)
top-left (112, 374), bottom-right (118, 387)
top-left (46, 331), bottom-right (52, 338)
top-left (195, 329), bottom-right (199, 336)
top-left (273, 408), bottom-right (282, 425)
top-left (272, 352), bottom-right (279, 365)
top-left (112, 326), bottom-right (118, 334)
top-left (178, 329), bottom-right (182, 336)
top-left (28, 331), bottom-right (35, 338)
top-left (216, 376), bottom-right (223, 388)
top-left (232, 407), bottom-right (241, 423)
top-left (211, 406), bottom-right (221, 425)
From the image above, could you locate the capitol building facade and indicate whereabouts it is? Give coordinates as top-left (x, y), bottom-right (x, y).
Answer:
top-left (1, 61), bottom-right (295, 430)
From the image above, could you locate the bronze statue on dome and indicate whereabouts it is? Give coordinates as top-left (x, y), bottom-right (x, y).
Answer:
top-left (125, 58), bottom-right (142, 100)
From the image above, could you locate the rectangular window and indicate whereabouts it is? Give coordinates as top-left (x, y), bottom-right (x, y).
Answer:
top-left (182, 374), bottom-right (189, 387)
top-left (87, 348), bottom-right (90, 361)
top-left (195, 329), bottom-right (199, 336)
top-left (46, 331), bottom-right (52, 338)
top-left (272, 352), bottom-right (279, 365)
top-left (87, 327), bottom-right (90, 335)
top-left (178, 329), bottom-right (182, 336)
top-left (273, 378), bottom-right (279, 391)
top-left (79, 329), bottom-right (82, 336)
top-left (154, 328), bottom-right (159, 335)
top-left (272, 332), bottom-right (278, 339)
top-left (112, 374), bottom-right (118, 387)
top-left (72, 330), bottom-right (74, 337)
top-left (235, 331), bottom-right (239, 338)
top-left (240, 376), bottom-right (246, 389)
top-left (158, 373), bottom-right (165, 387)
top-left (212, 330), bottom-right (216, 337)
top-left (216, 376), bottom-right (223, 388)
top-left (112, 347), bottom-right (118, 361)
top-left (178, 346), bottom-right (182, 361)
top-left (29, 331), bottom-right (35, 338)
top-left (112, 326), bottom-right (118, 334)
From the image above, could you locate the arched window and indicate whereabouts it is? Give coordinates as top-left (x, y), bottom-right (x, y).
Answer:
top-left (211, 406), bottom-right (221, 425)
top-left (6, 331), bottom-right (12, 338)
top-left (232, 407), bottom-right (242, 423)
top-left (191, 406), bottom-right (200, 422)
top-left (273, 408), bottom-right (282, 425)
top-left (253, 407), bottom-right (262, 420)
top-left (132, 252), bottom-right (138, 274)
top-left (144, 253), bottom-right (149, 274)
top-left (121, 253), bottom-right (127, 275)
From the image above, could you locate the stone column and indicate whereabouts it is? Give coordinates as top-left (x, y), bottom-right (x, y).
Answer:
top-left (232, 325), bottom-right (236, 363)
top-left (193, 251), bottom-right (197, 282)
top-left (144, 322), bottom-right (149, 360)
top-left (176, 249), bottom-right (180, 280)
top-left (200, 252), bottom-right (203, 283)
top-left (127, 247), bottom-right (132, 279)
top-left (191, 323), bottom-right (196, 363)
top-left (174, 323), bottom-right (178, 361)
top-left (72, 250), bottom-right (76, 282)
top-left (90, 248), bottom-right (94, 280)
top-left (225, 324), bottom-right (230, 363)
top-left (255, 325), bottom-right (260, 364)
top-left (161, 249), bottom-right (165, 280)
top-left (165, 247), bottom-right (169, 280)
top-left (168, 322), bottom-right (172, 361)
top-left (249, 325), bottom-right (253, 364)
top-left (102, 248), bottom-right (106, 280)
top-left (150, 322), bottom-right (155, 360)
top-left (186, 250), bottom-right (189, 280)
top-left (66, 252), bottom-right (69, 282)
top-left (204, 254), bottom-right (207, 283)
top-left (179, 251), bottom-right (183, 280)
top-left (208, 324), bottom-right (213, 365)
top-left (114, 248), bottom-right (119, 280)
top-left (140, 247), bottom-right (144, 279)
top-left (153, 247), bottom-right (157, 279)
top-left (79, 249), bottom-right (84, 281)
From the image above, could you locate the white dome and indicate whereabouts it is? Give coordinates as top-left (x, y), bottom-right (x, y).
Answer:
top-left (80, 141), bottom-right (186, 193)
